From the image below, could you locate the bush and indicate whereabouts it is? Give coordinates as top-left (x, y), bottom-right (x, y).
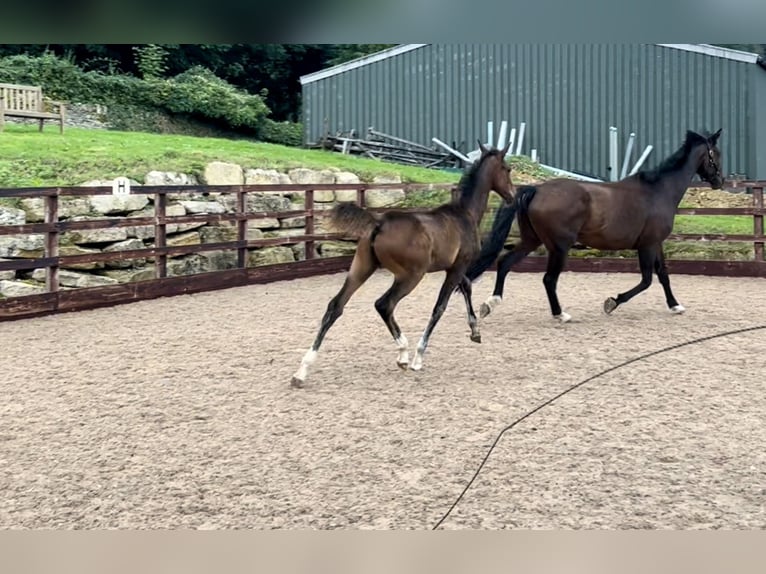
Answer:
top-left (0, 54), bottom-right (271, 134)
top-left (258, 118), bottom-right (303, 147)
top-left (144, 67), bottom-right (270, 131)
top-left (105, 103), bottom-right (241, 138)
top-left (0, 53), bottom-right (102, 101)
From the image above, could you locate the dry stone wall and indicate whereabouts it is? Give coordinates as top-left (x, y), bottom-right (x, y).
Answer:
top-left (0, 161), bottom-right (405, 298)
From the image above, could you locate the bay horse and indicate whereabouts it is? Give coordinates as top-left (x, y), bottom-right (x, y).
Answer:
top-left (291, 142), bottom-right (515, 387)
top-left (465, 128), bottom-right (724, 322)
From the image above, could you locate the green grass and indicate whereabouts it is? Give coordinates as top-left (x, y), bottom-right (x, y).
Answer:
top-left (667, 215), bottom-right (754, 260)
top-left (0, 124), bottom-right (466, 188)
top-left (672, 215), bottom-right (752, 235)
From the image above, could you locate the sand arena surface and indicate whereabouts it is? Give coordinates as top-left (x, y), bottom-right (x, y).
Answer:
top-left (1, 269), bottom-right (765, 529)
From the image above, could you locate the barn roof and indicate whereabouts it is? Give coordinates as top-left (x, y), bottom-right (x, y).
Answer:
top-left (299, 43), bottom-right (762, 85)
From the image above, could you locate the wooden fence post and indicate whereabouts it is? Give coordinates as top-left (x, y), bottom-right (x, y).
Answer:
top-left (237, 190), bottom-right (247, 268)
top-left (155, 192), bottom-right (167, 278)
top-left (356, 186), bottom-right (366, 208)
top-left (753, 185), bottom-right (764, 262)
top-left (305, 189), bottom-right (315, 260)
top-left (44, 191), bottom-right (59, 293)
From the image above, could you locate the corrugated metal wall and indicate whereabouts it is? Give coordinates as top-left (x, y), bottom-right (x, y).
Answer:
top-left (302, 44), bottom-right (764, 180)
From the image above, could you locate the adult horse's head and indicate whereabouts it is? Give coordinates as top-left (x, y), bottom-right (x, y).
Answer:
top-left (689, 128), bottom-right (724, 189)
top-left (477, 140), bottom-right (515, 204)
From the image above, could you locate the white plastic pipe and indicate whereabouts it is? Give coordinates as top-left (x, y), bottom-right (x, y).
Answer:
top-left (487, 121), bottom-right (494, 147)
top-left (538, 163), bottom-right (603, 182)
top-left (620, 132), bottom-right (636, 179)
top-left (628, 145), bottom-right (654, 175)
top-left (609, 126), bottom-right (619, 181)
top-left (515, 122), bottom-right (526, 156)
top-left (507, 128), bottom-right (516, 157)
top-left (431, 137), bottom-right (472, 163)
top-left (496, 120), bottom-right (508, 149)
top-left (530, 149), bottom-right (538, 163)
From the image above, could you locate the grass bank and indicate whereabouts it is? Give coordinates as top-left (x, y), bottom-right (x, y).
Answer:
top-left (0, 124), bottom-right (551, 188)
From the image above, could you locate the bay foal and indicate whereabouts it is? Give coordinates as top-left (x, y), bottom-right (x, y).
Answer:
top-left (291, 143), bottom-right (514, 387)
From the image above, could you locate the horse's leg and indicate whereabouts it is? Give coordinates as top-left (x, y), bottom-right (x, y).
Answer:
top-left (458, 275), bottom-right (482, 343)
top-left (291, 245), bottom-right (376, 387)
top-left (410, 269), bottom-right (463, 371)
top-left (542, 244), bottom-right (572, 323)
top-left (603, 246), bottom-right (657, 314)
top-left (654, 248), bottom-right (685, 314)
top-left (374, 272), bottom-right (425, 369)
top-left (480, 240), bottom-right (539, 318)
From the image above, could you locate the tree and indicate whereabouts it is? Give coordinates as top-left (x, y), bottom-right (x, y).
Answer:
top-left (0, 44), bottom-right (394, 121)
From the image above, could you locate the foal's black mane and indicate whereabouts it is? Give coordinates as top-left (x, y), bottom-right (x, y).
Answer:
top-left (455, 150), bottom-right (501, 203)
top-left (635, 130), bottom-right (713, 184)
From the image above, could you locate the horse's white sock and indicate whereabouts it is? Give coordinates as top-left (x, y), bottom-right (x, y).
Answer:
top-left (410, 337), bottom-right (426, 371)
top-left (484, 295), bottom-right (502, 311)
top-left (396, 335), bottom-right (409, 365)
top-left (293, 348), bottom-right (317, 383)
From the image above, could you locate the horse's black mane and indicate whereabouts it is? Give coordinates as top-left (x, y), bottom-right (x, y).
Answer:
top-left (455, 150), bottom-right (501, 202)
top-left (635, 130), bottom-right (714, 184)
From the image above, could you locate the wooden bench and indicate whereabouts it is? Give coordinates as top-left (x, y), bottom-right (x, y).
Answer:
top-left (0, 82), bottom-right (66, 133)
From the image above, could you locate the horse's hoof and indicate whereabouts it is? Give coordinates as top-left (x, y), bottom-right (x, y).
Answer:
top-left (470, 333), bottom-right (482, 344)
top-left (555, 312), bottom-right (572, 323)
top-left (603, 297), bottom-right (618, 315)
top-left (670, 304), bottom-right (686, 314)
top-left (290, 376), bottom-right (305, 388)
top-left (479, 295), bottom-right (501, 319)
top-left (396, 361), bottom-right (409, 370)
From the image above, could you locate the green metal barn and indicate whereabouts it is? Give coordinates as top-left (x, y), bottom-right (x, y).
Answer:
top-left (299, 44), bottom-right (766, 181)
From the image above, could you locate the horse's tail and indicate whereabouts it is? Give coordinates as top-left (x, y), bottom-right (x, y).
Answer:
top-left (516, 184), bottom-right (537, 216)
top-left (465, 185), bottom-right (537, 281)
top-left (327, 202), bottom-right (380, 239)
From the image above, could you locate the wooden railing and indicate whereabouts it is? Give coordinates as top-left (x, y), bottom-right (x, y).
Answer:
top-left (672, 184), bottom-right (764, 262)
top-left (0, 182), bottom-right (456, 320)
top-left (0, 180), bottom-right (763, 322)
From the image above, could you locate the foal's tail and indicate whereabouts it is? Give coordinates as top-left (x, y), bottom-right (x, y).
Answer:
top-left (327, 202), bottom-right (380, 238)
top-left (465, 185), bottom-right (537, 281)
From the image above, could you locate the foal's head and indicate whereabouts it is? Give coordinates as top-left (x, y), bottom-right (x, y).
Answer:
top-left (689, 128), bottom-right (724, 189)
top-left (476, 141), bottom-right (515, 204)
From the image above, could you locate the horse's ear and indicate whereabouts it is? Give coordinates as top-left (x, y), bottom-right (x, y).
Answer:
top-left (709, 128), bottom-right (722, 145)
top-left (500, 141), bottom-right (511, 158)
top-left (686, 130), bottom-right (705, 144)
top-left (477, 140), bottom-right (488, 154)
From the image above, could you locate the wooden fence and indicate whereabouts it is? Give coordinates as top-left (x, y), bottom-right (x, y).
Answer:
top-left (1, 180), bottom-right (764, 322)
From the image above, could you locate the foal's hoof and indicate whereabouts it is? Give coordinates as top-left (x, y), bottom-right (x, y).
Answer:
top-left (479, 303), bottom-right (491, 318)
top-left (554, 312), bottom-right (572, 323)
top-left (290, 376), bottom-right (305, 388)
top-left (603, 297), bottom-right (618, 315)
top-left (470, 333), bottom-right (482, 344)
top-left (396, 361), bottom-right (409, 370)
top-left (670, 304), bottom-right (686, 314)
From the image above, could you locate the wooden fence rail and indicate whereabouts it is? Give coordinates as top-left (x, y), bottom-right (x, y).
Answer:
top-left (0, 180), bottom-right (764, 322)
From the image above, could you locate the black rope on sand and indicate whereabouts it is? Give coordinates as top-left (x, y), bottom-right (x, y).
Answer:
top-left (432, 324), bottom-right (766, 530)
